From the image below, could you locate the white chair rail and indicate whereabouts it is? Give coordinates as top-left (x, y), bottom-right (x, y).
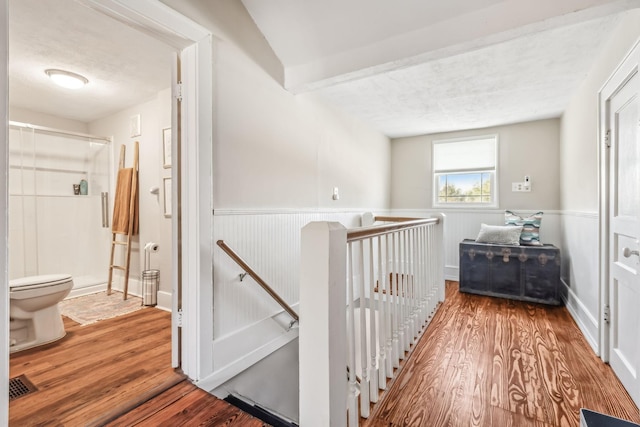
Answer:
top-left (300, 214), bottom-right (445, 427)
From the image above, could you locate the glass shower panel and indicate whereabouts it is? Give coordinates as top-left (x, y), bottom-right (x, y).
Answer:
top-left (9, 127), bottom-right (37, 277)
top-left (9, 125), bottom-right (111, 289)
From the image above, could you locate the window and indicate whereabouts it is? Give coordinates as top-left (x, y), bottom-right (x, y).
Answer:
top-left (433, 135), bottom-right (497, 206)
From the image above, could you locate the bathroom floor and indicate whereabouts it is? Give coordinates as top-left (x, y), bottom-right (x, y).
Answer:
top-left (8, 307), bottom-right (183, 426)
top-left (59, 291), bottom-right (143, 325)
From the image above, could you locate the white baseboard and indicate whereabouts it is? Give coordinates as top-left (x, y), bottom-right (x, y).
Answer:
top-left (109, 278), bottom-right (143, 299)
top-left (67, 282), bottom-right (107, 299)
top-left (156, 291), bottom-right (172, 312)
top-left (561, 279), bottom-right (599, 355)
top-left (66, 279), bottom-right (141, 299)
top-left (445, 265), bottom-right (459, 281)
top-left (67, 281), bottom-right (173, 312)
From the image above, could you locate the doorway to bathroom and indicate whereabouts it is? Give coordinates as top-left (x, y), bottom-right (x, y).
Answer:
top-left (7, 0), bottom-right (179, 414)
top-left (4, 0), bottom-right (213, 420)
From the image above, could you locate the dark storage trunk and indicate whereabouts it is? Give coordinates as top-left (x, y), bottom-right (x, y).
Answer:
top-left (459, 239), bottom-right (561, 305)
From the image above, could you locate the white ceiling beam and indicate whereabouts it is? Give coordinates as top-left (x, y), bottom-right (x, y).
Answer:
top-left (285, 0), bottom-right (640, 93)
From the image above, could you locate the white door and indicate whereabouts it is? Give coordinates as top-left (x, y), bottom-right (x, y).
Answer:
top-left (603, 41), bottom-right (640, 408)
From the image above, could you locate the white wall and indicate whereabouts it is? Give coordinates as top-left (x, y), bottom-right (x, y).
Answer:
top-left (9, 107), bottom-right (89, 134)
top-left (215, 66), bottom-right (390, 209)
top-left (89, 88), bottom-right (173, 305)
top-left (391, 118), bottom-right (561, 210)
top-left (559, 10), bottom-right (640, 353)
top-left (561, 10), bottom-right (640, 212)
top-left (159, 0), bottom-right (391, 395)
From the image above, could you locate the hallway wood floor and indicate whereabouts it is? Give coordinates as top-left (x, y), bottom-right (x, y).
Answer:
top-left (10, 283), bottom-right (639, 426)
top-left (362, 282), bottom-right (640, 427)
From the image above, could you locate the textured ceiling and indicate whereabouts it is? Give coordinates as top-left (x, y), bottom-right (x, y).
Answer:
top-left (243, 0), bottom-right (638, 137)
top-left (315, 16), bottom-right (618, 137)
top-left (8, 0), bottom-right (174, 123)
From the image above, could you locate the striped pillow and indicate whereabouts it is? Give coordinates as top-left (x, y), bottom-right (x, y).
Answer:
top-left (505, 210), bottom-right (543, 246)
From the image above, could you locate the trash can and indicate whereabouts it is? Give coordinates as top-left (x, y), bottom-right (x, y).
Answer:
top-left (142, 269), bottom-right (159, 306)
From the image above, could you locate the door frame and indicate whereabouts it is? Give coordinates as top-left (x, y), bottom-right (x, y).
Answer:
top-left (1, 0), bottom-right (9, 423)
top-left (598, 37), bottom-right (640, 363)
top-left (0, 1), bottom-right (213, 421)
top-left (82, 0), bottom-right (214, 380)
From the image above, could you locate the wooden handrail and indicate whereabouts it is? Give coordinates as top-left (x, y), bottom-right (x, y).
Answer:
top-left (347, 217), bottom-right (439, 242)
top-left (216, 240), bottom-right (299, 323)
top-left (373, 216), bottom-right (423, 223)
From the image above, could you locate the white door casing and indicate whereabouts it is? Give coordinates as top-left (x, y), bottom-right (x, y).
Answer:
top-left (601, 39), bottom-right (640, 408)
top-left (44, 0), bottom-right (213, 379)
top-left (1, 0), bottom-right (9, 424)
top-left (171, 51), bottom-right (181, 368)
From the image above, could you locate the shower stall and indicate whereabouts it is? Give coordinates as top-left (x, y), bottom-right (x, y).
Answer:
top-left (9, 122), bottom-right (112, 294)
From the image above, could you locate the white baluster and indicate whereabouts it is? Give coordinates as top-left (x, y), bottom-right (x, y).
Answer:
top-left (420, 225), bottom-right (428, 326)
top-left (347, 242), bottom-right (358, 427)
top-left (402, 229), bottom-right (411, 353)
top-left (376, 235), bottom-right (387, 389)
top-left (397, 230), bottom-right (405, 359)
top-left (410, 227), bottom-right (419, 340)
top-left (428, 224), bottom-right (436, 315)
top-left (358, 241), bottom-right (370, 418)
top-left (368, 239), bottom-right (379, 403)
top-left (417, 226), bottom-right (425, 330)
top-left (391, 232), bottom-right (400, 368)
top-left (384, 234), bottom-right (394, 377)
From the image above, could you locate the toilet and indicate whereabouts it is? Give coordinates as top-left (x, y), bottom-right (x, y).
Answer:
top-left (9, 274), bottom-right (74, 353)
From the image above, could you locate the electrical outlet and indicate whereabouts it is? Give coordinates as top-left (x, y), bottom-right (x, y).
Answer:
top-left (512, 182), bottom-right (531, 192)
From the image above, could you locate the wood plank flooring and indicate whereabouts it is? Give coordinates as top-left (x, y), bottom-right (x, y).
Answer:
top-left (362, 281), bottom-right (640, 427)
top-left (105, 381), bottom-right (266, 427)
top-left (11, 283), bottom-right (638, 426)
top-left (9, 307), bottom-right (262, 426)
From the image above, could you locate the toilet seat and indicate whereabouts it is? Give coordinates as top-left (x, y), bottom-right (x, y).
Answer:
top-left (10, 274), bottom-right (73, 291)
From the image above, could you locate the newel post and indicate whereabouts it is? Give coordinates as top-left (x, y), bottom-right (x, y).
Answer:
top-left (300, 222), bottom-right (347, 427)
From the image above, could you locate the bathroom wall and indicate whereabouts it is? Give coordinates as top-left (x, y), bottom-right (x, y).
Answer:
top-left (89, 88), bottom-right (172, 308)
top-left (10, 106), bottom-right (89, 134)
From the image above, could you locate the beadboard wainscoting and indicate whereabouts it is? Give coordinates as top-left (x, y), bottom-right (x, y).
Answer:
top-left (390, 209), bottom-right (563, 281)
top-left (201, 208), bottom-right (604, 392)
top-left (201, 209), bottom-right (367, 390)
top-left (560, 211), bottom-right (600, 354)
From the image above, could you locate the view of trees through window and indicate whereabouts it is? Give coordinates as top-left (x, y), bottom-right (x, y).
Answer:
top-left (437, 172), bottom-right (492, 203)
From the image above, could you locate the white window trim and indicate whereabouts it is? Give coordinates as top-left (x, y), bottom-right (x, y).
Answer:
top-left (432, 134), bottom-right (499, 209)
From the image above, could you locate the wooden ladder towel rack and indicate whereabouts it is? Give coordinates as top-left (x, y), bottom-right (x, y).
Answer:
top-left (107, 142), bottom-right (139, 300)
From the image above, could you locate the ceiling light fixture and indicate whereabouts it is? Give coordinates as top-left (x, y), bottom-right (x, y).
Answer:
top-left (45, 69), bottom-right (89, 89)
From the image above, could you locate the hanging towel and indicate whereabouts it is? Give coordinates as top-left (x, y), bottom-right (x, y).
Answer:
top-left (112, 168), bottom-right (139, 235)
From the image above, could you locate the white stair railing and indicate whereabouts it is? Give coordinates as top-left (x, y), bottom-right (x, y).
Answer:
top-left (300, 214), bottom-right (445, 427)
